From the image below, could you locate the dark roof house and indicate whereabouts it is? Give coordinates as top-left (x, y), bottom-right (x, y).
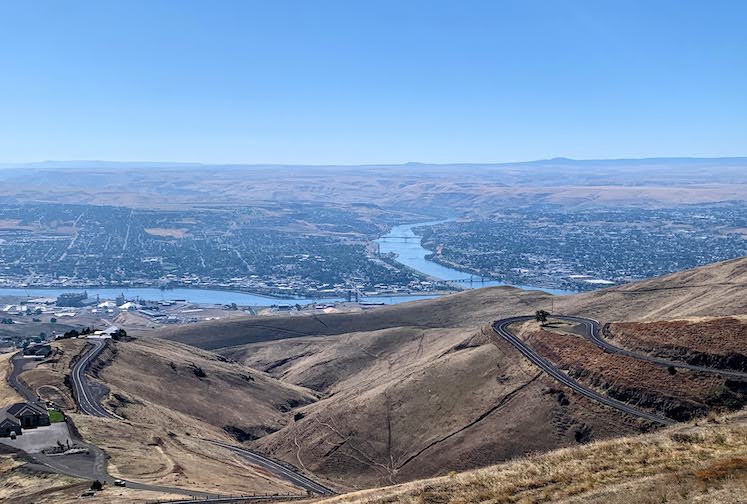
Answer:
top-left (0, 414), bottom-right (21, 437)
top-left (23, 344), bottom-right (52, 358)
top-left (5, 402), bottom-right (50, 429)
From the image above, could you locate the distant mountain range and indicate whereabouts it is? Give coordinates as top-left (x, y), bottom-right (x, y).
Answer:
top-left (2, 156), bottom-right (746, 170)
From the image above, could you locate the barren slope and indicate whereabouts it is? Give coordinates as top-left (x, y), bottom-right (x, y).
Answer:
top-left (557, 256), bottom-right (747, 321)
top-left (230, 325), bottom-right (642, 489)
top-left (155, 256), bottom-right (747, 355)
top-left (152, 286), bottom-right (552, 350)
top-left (11, 337), bottom-right (321, 495)
top-left (608, 316), bottom-right (747, 372)
top-left (311, 410), bottom-right (747, 504)
top-left (147, 257), bottom-right (747, 489)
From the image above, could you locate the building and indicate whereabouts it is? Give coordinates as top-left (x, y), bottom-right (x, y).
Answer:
top-left (0, 402), bottom-right (50, 437)
top-left (56, 292), bottom-right (88, 307)
top-left (7, 402), bottom-right (50, 428)
top-left (23, 344), bottom-right (52, 359)
top-left (0, 415), bottom-right (21, 437)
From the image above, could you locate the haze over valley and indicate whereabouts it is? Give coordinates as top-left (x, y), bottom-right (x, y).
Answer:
top-left (2, 2), bottom-right (747, 503)
top-left (1, 158), bottom-right (746, 298)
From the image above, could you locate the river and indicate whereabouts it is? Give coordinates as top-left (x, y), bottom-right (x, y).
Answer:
top-left (0, 286), bottom-right (438, 307)
top-left (0, 221), bottom-right (569, 305)
top-left (376, 221), bottom-right (573, 295)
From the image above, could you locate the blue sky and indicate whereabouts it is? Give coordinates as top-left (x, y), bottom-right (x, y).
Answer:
top-left (0, 1), bottom-right (745, 164)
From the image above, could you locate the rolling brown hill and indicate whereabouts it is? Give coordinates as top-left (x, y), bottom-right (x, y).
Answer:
top-left (133, 256), bottom-right (747, 490)
top-left (236, 325), bottom-right (643, 489)
top-left (7, 256), bottom-right (745, 500)
top-left (310, 409), bottom-right (747, 504)
top-left (557, 255), bottom-right (747, 321)
top-left (10, 336), bottom-right (322, 496)
top-left (152, 286), bottom-right (553, 350)
top-left (155, 256), bottom-right (747, 353)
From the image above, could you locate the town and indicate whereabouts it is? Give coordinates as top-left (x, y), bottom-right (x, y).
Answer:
top-left (419, 204), bottom-right (747, 292)
top-left (0, 202), bottom-right (445, 298)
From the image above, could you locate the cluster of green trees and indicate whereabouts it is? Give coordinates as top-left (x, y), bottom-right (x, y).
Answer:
top-left (57, 327), bottom-right (128, 340)
top-left (535, 310), bottom-right (551, 325)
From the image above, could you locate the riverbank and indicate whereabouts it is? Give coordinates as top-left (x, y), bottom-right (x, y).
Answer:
top-left (377, 221), bottom-right (575, 296)
top-left (0, 285), bottom-right (441, 307)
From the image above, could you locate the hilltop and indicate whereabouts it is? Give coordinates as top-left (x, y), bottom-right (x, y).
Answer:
top-left (158, 255), bottom-right (747, 351)
top-left (2, 255), bottom-right (746, 500)
top-left (149, 256), bottom-right (747, 489)
top-left (310, 409), bottom-right (747, 504)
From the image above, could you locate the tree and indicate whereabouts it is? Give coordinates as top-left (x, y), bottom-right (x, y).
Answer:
top-left (61, 329), bottom-right (80, 339)
top-left (667, 365), bottom-right (677, 375)
top-left (90, 480), bottom-right (103, 491)
top-left (112, 329), bottom-right (127, 341)
top-left (535, 310), bottom-right (550, 326)
top-left (50, 317), bottom-right (57, 324)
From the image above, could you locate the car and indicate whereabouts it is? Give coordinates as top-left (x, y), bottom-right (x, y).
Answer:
top-left (114, 479), bottom-right (126, 487)
top-left (80, 490), bottom-right (95, 497)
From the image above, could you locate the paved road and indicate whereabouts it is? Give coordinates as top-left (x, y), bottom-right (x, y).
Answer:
top-left (148, 495), bottom-right (309, 504)
top-left (66, 338), bottom-right (335, 496)
top-left (8, 345), bottom-right (216, 499)
top-left (9, 353), bottom-right (41, 403)
top-left (70, 339), bottom-right (118, 418)
top-left (561, 315), bottom-right (747, 380)
top-left (492, 316), bottom-right (675, 426)
top-left (206, 440), bottom-right (333, 496)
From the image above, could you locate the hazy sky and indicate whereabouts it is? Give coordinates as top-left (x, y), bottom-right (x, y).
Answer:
top-left (1, 1), bottom-right (745, 164)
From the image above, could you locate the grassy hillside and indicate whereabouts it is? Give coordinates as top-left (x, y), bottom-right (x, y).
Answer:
top-left (11, 337), bottom-right (320, 495)
top-left (155, 256), bottom-right (747, 354)
top-left (5, 256), bottom-right (747, 499)
top-left (138, 256), bottom-right (747, 489)
top-left (152, 286), bottom-right (552, 350)
top-left (558, 256), bottom-right (747, 321)
top-left (309, 410), bottom-right (747, 504)
top-left (226, 326), bottom-right (641, 489)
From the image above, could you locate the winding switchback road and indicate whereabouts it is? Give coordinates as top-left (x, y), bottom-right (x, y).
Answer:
top-left (561, 315), bottom-right (747, 380)
top-left (492, 316), bottom-right (675, 426)
top-left (70, 339), bottom-right (119, 418)
top-left (205, 440), bottom-right (333, 496)
top-left (67, 338), bottom-right (335, 496)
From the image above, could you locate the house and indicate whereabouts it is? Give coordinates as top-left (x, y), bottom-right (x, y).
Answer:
top-left (23, 344), bottom-right (52, 359)
top-left (0, 415), bottom-right (21, 437)
top-left (92, 325), bottom-right (119, 338)
top-left (6, 402), bottom-right (50, 429)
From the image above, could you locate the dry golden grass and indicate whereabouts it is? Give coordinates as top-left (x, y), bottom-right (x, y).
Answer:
top-left (0, 457), bottom-right (85, 504)
top-left (0, 455), bottom-right (183, 504)
top-left (71, 409), bottom-right (299, 495)
top-left (10, 337), bottom-right (320, 495)
top-left (0, 352), bottom-right (23, 407)
top-left (610, 317), bottom-right (747, 357)
top-left (557, 256), bottom-right (747, 321)
top-left (98, 336), bottom-right (318, 436)
top-left (312, 411), bottom-right (747, 504)
top-left (244, 325), bottom-right (640, 489)
top-left (18, 339), bottom-right (86, 409)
